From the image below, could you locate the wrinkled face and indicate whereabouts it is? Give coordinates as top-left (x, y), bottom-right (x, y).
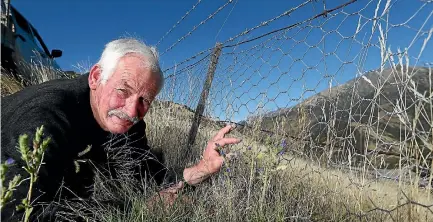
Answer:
top-left (89, 55), bottom-right (161, 134)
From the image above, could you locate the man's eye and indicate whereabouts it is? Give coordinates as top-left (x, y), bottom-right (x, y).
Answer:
top-left (116, 88), bottom-right (128, 97)
top-left (139, 97), bottom-right (150, 105)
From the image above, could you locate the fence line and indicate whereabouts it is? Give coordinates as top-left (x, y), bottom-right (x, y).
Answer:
top-left (156, 0), bottom-right (205, 47)
top-left (160, 0), bottom-right (315, 74)
top-left (160, 0), bottom-right (233, 56)
top-left (220, 0), bottom-right (315, 45)
top-left (222, 0), bottom-right (358, 49)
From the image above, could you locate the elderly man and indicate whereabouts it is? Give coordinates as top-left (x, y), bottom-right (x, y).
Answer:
top-left (1, 38), bottom-right (240, 221)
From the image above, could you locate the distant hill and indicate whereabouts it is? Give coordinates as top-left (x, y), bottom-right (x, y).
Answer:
top-left (244, 66), bottom-right (432, 169)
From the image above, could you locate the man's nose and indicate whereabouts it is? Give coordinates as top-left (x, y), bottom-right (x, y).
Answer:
top-left (125, 98), bottom-right (140, 119)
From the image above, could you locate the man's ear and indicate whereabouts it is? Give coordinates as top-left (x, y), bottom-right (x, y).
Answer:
top-left (89, 64), bottom-right (102, 90)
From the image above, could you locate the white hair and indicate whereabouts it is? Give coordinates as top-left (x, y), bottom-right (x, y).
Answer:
top-left (97, 38), bottom-right (164, 89)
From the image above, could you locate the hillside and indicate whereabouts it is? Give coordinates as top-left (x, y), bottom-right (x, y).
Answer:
top-left (245, 66), bottom-right (432, 169)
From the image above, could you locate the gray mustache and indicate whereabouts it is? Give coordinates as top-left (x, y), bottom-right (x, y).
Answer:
top-left (108, 109), bottom-right (140, 125)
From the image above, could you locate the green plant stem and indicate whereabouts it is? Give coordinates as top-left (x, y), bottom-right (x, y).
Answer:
top-left (23, 173), bottom-right (35, 222)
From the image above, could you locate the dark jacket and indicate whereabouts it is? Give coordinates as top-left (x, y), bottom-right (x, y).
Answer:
top-left (1, 74), bottom-right (167, 221)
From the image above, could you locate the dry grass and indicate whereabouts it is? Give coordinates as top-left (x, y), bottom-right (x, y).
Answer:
top-left (1, 68), bottom-right (25, 97)
top-left (51, 99), bottom-right (432, 221)
top-left (2, 60), bottom-right (432, 222)
top-left (1, 60), bottom-right (71, 97)
top-left (145, 100), bottom-right (433, 221)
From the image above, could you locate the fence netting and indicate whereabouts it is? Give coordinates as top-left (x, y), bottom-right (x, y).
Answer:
top-left (152, 0), bottom-right (432, 220)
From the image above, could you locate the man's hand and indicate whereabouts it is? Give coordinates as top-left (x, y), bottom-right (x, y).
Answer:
top-left (200, 124), bottom-right (241, 174)
top-left (183, 124), bottom-right (241, 185)
top-left (147, 124), bottom-right (241, 210)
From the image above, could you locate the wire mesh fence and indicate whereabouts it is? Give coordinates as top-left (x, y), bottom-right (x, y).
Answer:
top-left (151, 0), bottom-right (433, 220)
top-left (2, 0), bottom-right (432, 221)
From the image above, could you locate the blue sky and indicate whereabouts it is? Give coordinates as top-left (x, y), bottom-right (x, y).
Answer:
top-left (12, 0), bottom-right (433, 122)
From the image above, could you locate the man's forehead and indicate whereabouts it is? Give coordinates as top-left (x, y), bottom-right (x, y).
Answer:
top-left (119, 54), bottom-right (154, 70)
top-left (118, 72), bottom-right (158, 86)
top-left (117, 73), bottom-right (160, 95)
top-left (109, 56), bottom-right (161, 90)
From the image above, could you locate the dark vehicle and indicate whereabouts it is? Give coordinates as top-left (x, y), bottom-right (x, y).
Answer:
top-left (1, 0), bottom-right (63, 81)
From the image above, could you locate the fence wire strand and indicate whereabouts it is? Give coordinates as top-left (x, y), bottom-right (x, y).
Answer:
top-left (156, 0), bottom-right (205, 47)
top-left (160, 0), bottom-right (233, 56)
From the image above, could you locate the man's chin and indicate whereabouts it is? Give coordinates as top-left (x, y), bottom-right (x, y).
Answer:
top-left (107, 125), bottom-right (131, 134)
top-left (106, 117), bottom-right (133, 134)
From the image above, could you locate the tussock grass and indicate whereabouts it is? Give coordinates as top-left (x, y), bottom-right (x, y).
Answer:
top-left (1, 72), bottom-right (24, 97)
top-left (50, 91), bottom-right (432, 221)
top-left (1, 60), bottom-right (72, 97)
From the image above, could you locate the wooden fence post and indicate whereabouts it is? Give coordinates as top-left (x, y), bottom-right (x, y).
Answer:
top-left (187, 42), bottom-right (223, 150)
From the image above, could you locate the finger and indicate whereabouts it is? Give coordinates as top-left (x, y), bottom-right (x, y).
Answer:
top-left (213, 124), bottom-right (234, 141)
top-left (174, 181), bottom-right (184, 189)
top-left (213, 137), bottom-right (242, 150)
